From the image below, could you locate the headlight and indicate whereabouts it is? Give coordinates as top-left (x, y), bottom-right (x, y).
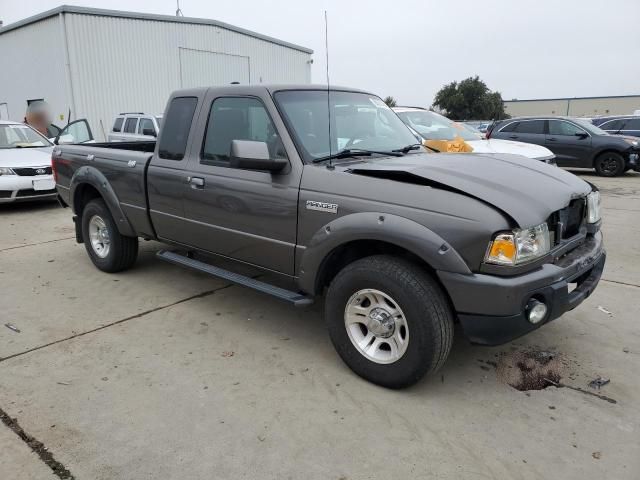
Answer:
top-left (485, 223), bottom-right (550, 266)
top-left (0, 167), bottom-right (16, 176)
top-left (586, 190), bottom-right (601, 223)
top-left (623, 138), bottom-right (639, 147)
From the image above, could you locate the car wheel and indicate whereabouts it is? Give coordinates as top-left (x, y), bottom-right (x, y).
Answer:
top-left (325, 255), bottom-right (454, 389)
top-left (82, 198), bottom-right (138, 273)
top-left (594, 152), bottom-right (625, 177)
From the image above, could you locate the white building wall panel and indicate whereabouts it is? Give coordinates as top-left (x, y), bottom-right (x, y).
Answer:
top-left (64, 13), bottom-right (311, 140)
top-left (0, 16), bottom-right (69, 125)
top-left (178, 48), bottom-right (250, 88)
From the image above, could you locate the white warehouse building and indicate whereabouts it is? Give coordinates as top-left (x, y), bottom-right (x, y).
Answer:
top-left (0, 5), bottom-right (313, 139)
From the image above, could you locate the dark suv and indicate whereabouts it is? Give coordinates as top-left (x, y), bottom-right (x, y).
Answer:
top-left (591, 115), bottom-right (640, 138)
top-left (488, 116), bottom-right (640, 176)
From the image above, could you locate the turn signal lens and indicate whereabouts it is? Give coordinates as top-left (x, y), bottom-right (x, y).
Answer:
top-left (485, 223), bottom-right (551, 266)
top-left (486, 234), bottom-right (517, 265)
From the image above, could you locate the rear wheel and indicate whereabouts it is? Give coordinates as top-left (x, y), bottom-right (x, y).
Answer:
top-left (81, 198), bottom-right (138, 272)
top-left (594, 152), bottom-right (625, 177)
top-left (325, 255), bottom-right (454, 389)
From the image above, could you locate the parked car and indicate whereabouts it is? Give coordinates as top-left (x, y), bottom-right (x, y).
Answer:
top-left (394, 108), bottom-right (556, 162)
top-left (591, 115), bottom-right (640, 138)
top-left (488, 116), bottom-right (640, 176)
top-left (0, 120), bottom-right (57, 203)
top-left (53, 85), bottom-right (605, 388)
top-left (108, 113), bottom-right (162, 142)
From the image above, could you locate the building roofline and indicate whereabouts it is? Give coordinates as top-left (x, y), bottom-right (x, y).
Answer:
top-left (505, 94), bottom-right (640, 103)
top-left (0, 5), bottom-right (314, 54)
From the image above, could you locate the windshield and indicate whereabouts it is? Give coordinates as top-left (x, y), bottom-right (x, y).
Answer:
top-left (0, 124), bottom-right (52, 149)
top-left (573, 118), bottom-right (608, 136)
top-left (396, 110), bottom-right (482, 141)
top-left (274, 90), bottom-right (419, 162)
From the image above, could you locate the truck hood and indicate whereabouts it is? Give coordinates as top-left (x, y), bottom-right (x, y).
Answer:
top-left (0, 147), bottom-right (53, 168)
top-left (349, 152), bottom-right (591, 227)
top-left (465, 138), bottom-right (554, 160)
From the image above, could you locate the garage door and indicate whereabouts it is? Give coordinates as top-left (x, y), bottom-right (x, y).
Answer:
top-left (179, 48), bottom-right (250, 88)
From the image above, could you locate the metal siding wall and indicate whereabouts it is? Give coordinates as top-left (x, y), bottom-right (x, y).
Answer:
top-left (178, 48), bottom-right (250, 88)
top-left (65, 14), bottom-right (311, 140)
top-left (0, 16), bottom-right (68, 125)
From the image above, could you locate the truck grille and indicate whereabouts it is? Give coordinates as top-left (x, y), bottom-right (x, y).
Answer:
top-left (548, 198), bottom-right (586, 244)
top-left (12, 167), bottom-right (52, 176)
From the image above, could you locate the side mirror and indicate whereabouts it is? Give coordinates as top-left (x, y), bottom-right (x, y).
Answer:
top-left (142, 128), bottom-right (156, 137)
top-left (229, 140), bottom-right (287, 172)
top-left (575, 132), bottom-right (588, 139)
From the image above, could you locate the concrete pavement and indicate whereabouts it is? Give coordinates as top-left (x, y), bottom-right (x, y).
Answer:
top-left (1, 171), bottom-right (638, 479)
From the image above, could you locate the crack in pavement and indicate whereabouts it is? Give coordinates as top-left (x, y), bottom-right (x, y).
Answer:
top-left (0, 407), bottom-right (75, 479)
top-left (0, 237), bottom-right (75, 253)
top-left (0, 283), bottom-right (233, 363)
top-left (602, 278), bottom-right (640, 289)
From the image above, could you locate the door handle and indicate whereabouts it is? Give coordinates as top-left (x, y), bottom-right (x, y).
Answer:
top-left (189, 177), bottom-right (205, 189)
top-left (548, 137), bottom-right (557, 141)
top-left (509, 135), bottom-right (518, 139)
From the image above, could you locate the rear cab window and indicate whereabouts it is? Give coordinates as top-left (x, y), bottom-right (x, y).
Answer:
top-left (158, 97), bottom-right (198, 160)
top-left (112, 117), bottom-right (124, 132)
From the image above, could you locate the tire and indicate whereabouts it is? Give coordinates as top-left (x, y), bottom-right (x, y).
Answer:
top-left (81, 198), bottom-right (138, 273)
top-left (325, 255), bottom-right (454, 389)
top-left (594, 152), bottom-right (625, 177)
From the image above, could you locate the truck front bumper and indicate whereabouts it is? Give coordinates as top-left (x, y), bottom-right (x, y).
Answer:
top-left (438, 231), bottom-right (605, 345)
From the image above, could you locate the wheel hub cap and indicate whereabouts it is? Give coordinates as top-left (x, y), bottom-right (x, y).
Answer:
top-left (344, 289), bottom-right (409, 364)
top-left (88, 215), bottom-right (110, 258)
top-left (367, 308), bottom-right (395, 338)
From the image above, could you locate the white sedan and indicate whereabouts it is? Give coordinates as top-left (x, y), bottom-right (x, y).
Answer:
top-left (393, 107), bottom-right (556, 163)
top-left (0, 120), bottom-right (57, 203)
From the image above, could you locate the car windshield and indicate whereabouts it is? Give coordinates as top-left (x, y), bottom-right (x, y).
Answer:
top-left (573, 118), bottom-right (608, 136)
top-left (273, 90), bottom-right (420, 162)
top-left (0, 124), bottom-right (52, 149)
top-left (396, 110), bottom-right (482, 141)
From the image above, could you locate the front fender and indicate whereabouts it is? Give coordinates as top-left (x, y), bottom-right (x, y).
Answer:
top-left (70, 166), bottom-right (136, 237)
top-left (297, 212), bottom-right (472, 293)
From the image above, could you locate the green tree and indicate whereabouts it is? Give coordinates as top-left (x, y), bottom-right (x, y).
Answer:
top-left (383, 96), bottom-right (397, 108)
top-left (432, 76), bottom-right (508, 120)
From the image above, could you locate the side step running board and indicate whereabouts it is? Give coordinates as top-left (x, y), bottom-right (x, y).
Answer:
top-left (156, 250), bottom-right (314, 307)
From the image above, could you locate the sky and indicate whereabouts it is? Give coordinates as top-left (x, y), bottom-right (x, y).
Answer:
top-left (1, 0), bottom-right (639, 107)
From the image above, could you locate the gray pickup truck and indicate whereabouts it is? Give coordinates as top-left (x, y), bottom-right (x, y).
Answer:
top-left (53, 85), bottom-right (605, 388)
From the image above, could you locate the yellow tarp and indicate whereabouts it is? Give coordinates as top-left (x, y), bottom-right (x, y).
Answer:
top-left (423, 136), bottom-right (474, 153)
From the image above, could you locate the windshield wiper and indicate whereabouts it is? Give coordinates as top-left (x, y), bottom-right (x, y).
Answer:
top-left (392, 143), bottom-right (423, 154)
top-left (312, 148), bottom-right (403, 164)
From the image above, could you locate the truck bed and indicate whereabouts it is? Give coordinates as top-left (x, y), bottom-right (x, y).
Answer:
top-left (54, 142), bottom-right (155, 238)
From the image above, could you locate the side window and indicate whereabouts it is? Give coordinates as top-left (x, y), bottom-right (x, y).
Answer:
top-left (600, 119), bottom-right (624, 131)
top-left (514, 120), bottom-right (545, 134)
top-left (112, 117), bottom-right (124, 132)
top-left (624, 118), bottom-right (640, 130)
top-left (549, 120), bottom-right (584, 136)
top-left (124, 117), bottom-right (138, 134)
top-left (201, 97), bottom-right (286, 166)
top-left (138, 118), bottom-right (155, 135)
top-left (500, 122), bottom-right (519, 133)
top-left (158, 96), bottom-right (198, 160)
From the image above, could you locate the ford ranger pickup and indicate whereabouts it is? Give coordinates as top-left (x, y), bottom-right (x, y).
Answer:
top-left (53, 85), bottom-right (605, 388)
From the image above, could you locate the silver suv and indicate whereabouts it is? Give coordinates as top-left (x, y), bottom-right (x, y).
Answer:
top-left (108, 113), bottom-right (162, 142)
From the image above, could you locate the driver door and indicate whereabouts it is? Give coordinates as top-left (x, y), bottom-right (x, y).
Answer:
top-left (55, 119), bottom-right (94, 144)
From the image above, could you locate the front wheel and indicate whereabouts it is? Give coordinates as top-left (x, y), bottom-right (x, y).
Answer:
top-left (325, 255), bottom-right (454, 389)
top-left (81, 198), bottom-right (138, 273)
top-left (594, 152), bottom-right (625, 177)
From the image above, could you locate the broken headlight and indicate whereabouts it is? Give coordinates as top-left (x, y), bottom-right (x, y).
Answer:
top-left (485, 223), bottom-right (550, 266)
